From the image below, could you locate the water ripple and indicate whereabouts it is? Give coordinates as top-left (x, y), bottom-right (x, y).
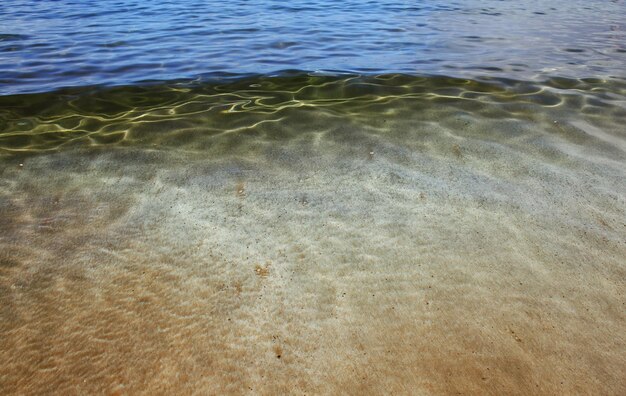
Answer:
top-left (0, 0), bottom-right (624, 94)
top-left (0, 74), bottom-right (624, 153)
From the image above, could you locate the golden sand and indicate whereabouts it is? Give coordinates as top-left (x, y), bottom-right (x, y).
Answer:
top-left (1, 77), bottom-right (625, 394)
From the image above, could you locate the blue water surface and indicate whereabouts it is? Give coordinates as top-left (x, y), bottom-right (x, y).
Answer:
top-left (0, 0), bottom-right (624, 94)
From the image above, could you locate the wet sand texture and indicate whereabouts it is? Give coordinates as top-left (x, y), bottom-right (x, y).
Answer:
top-left (1, 76), bottom-right (625, 394)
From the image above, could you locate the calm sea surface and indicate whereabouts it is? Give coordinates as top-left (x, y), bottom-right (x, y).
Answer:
top-left (0, 0), bottom-right (624, 93)
top-left (1, 1), bottom-right (626, 394)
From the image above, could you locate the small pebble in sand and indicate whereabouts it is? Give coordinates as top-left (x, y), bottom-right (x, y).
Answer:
top-left (254, 263), bottom-right (270, 277)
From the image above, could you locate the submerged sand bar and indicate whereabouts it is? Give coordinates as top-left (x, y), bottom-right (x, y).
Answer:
top-left (1, 75), bottom-right (625, 394)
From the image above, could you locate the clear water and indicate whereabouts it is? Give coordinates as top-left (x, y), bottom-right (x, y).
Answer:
top-left (1, 1), bottom-right (625, 394)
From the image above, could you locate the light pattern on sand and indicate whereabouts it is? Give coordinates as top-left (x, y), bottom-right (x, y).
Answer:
top-left (1, 75), bottom-right (625, 394)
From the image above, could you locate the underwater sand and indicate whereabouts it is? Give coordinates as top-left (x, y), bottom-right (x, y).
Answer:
top-left (1, 75), bottom-right (625, 394)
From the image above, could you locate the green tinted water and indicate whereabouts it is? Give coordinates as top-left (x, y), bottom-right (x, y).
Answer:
top-left (1, 74), bottom-right (624, 153)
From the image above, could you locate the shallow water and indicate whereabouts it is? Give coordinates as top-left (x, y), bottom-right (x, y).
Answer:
top-left (1, 1), bottom-right (626, 395)
top-left (1, 75), bottom-right (625, 394)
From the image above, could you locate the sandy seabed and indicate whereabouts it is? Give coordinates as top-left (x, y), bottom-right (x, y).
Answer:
top-left (1, 78), bottom-right (625, 395)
